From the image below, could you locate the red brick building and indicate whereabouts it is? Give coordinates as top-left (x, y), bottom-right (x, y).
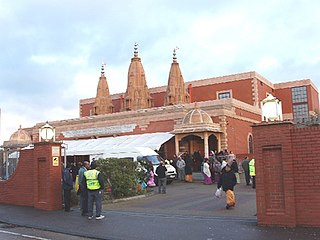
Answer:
top-left (9, 45), bottom-right (320, 169)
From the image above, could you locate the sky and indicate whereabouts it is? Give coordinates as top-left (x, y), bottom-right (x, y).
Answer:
top-left (1, 0), bottom-right (320, 143)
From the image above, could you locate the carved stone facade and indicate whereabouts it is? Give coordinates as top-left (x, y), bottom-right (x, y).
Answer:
top-left (164, 48), bottom-right (190, 105)
top-left (122, 43), bottom-right (153, 111)
top-left (92, 63), bottom-right (114, 115)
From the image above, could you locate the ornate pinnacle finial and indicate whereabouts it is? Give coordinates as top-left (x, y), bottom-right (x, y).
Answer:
top-left (101, 62), bottom-right (106, 76)
top-left (173, 46), bottom-right (179, 63)
top-left (134, 42), bottom-right (139, 57)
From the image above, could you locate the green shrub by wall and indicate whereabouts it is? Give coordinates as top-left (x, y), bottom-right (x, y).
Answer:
top-left (97, 158), bottom-right (149, 199)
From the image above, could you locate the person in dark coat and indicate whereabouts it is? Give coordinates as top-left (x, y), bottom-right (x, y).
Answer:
top-left (241, 156), bottom-right (250, 186)
top-left (78, 161), bottom-right (90, 216)
top-left (156, 160), bottom-right (167, 194)
top-left (62, 165), bottom-right (74, 212)
top-left (184, 152), bottom-right (193, 175)
top-left (229, 157), bottom-right (240, 184)
top-left (218, 161), bottom-right (237, 209)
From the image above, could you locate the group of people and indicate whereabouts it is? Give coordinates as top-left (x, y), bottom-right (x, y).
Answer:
top-left (62, 152), bottom-right (256, 215)
top-left (172, 149), bottom-right (256, 210)
top-left (62, 160), bottom-right (105, 220)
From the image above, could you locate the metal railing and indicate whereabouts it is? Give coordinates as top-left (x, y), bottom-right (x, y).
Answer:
top-left (0, 149), bottom-right (20, 180)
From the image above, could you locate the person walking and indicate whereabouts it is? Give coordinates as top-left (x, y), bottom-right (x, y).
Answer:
top-left (202, 158), bottom-right (212, 185)
top-left (213, 159), bottom-right (222, 183)
top-left (241, 157), bottom-right (250, 186)
top-left (83, 161), bottom-right (105, 220)
top-left (62, 165), bottom-right (74, 212)
top-left (176, 156), bottom-right (186, 181)
top-left (249, 158), bottom-right (256, 189)
top-left (218, 161), bottom-right (237, 210)
top-left (78, 161), bottom-right (90, 216)
top-left (156, 160), bottom-right (167, 194)
top-left (209, 151), bottom-right (216, 183)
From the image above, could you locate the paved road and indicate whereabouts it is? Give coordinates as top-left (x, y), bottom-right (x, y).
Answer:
top-left (103, 180), bottom-right (257, 219)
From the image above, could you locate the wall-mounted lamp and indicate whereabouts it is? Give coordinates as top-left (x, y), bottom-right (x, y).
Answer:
top-left (39, 121), bottom-right (55, 142)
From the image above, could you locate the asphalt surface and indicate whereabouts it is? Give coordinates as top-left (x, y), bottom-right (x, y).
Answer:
top-left (0, 176), bottom-right (319, 240)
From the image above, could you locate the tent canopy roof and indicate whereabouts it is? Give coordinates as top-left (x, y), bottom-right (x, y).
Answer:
top-left (63, 132), bottom-right (174, 156)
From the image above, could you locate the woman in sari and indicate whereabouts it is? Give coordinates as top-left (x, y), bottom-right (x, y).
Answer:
top-left (202, 158), bottom-right (212, 185)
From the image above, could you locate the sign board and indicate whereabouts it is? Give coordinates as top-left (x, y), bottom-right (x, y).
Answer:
top-left (52, 146), bottom-right (60, 156)
top-left (52, 156), bottom-right (59, 166)
top-left (62, 124), bottom-right (137, 138)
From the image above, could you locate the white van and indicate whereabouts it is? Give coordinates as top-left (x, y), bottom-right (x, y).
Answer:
top-left (100, 147), bottom-right (176, 184)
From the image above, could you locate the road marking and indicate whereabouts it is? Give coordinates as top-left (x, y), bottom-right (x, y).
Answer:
top-left (0, 229), bottom-right (51, 240)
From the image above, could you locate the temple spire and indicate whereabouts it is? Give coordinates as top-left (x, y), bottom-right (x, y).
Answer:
top-left (173, 46), bottom-right (179, 63)
top-left (92, 62), bottom-right (114, 115)
top-left (164, 47), bottom-right (189, 106)
top-left (101, 62), bottom-right (106, 76)
top-left (134, 42), bottom-right (139, 57)
top-left (122, 43), bottom-right (153, 111)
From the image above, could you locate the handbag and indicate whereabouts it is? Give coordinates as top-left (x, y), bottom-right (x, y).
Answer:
top-left (215, 187), bottom-right (223, 198)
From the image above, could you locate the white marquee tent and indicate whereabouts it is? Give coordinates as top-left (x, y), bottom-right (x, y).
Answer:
top-left (63, 132), bottom-right (174, 158)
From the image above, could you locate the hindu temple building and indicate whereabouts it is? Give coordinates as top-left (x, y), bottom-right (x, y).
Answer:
top-left (3, 44), bottom-right (319, 170)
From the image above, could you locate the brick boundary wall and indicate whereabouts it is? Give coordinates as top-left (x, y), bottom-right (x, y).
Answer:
top-left (252, 121), bottom-right (320, 227)
top-left (0, 142), bottom-right (62, 211)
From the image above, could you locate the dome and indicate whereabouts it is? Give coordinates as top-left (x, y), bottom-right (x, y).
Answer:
top-left (3, 126), bottom-right (32, 147)
top-left (182, 107), bottom-right (213, 125)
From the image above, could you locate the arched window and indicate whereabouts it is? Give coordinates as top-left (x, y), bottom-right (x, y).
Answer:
top-left (248, 134), bottom-right (253, 154)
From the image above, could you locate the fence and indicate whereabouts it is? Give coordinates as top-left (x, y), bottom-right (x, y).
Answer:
top-left (0, 149), bottom-right (20, 180)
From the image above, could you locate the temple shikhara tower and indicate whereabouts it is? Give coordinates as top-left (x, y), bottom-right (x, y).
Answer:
top-left (122, 43), bottom-right (153, 111)
top-left (92, 63), bottom-right (114, 115)
top-left (164, 47), bottom-right (190, 105)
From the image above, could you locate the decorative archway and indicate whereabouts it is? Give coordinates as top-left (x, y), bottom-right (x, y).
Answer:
top-left (171, 105), bottom-right (223, 159)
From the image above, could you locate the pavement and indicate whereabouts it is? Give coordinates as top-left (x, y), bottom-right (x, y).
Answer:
top-left (0, 175), bottom-right (320, 240)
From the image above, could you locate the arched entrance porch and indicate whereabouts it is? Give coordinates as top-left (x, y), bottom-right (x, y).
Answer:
top-left (171, 104), bottom-right (224, 172)
top-left (175, 133), bottom-right (220, 172)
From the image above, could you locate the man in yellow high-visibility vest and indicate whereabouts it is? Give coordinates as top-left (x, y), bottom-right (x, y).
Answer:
top-left (83, 161), bottom-right (105, 220)
top-left (249, 158), bottom-right (256, 189)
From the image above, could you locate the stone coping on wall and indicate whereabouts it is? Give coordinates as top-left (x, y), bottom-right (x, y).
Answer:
top-left (251, 120), bottom-right (294, 127)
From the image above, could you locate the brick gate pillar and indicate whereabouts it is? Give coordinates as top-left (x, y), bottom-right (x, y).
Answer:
top-left (252, 121), bottom-right (297, 227)
top-left (33, 142), bottom-right (62, 210)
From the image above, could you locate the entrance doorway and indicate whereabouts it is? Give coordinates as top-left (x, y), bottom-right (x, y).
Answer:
top-left (208, 134), bottom-right (218, 153)
top-left (179, 135), bottom-right (203, 172)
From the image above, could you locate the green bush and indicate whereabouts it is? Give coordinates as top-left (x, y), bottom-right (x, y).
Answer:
top-left (97, 158), bottom-right (149, 199)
